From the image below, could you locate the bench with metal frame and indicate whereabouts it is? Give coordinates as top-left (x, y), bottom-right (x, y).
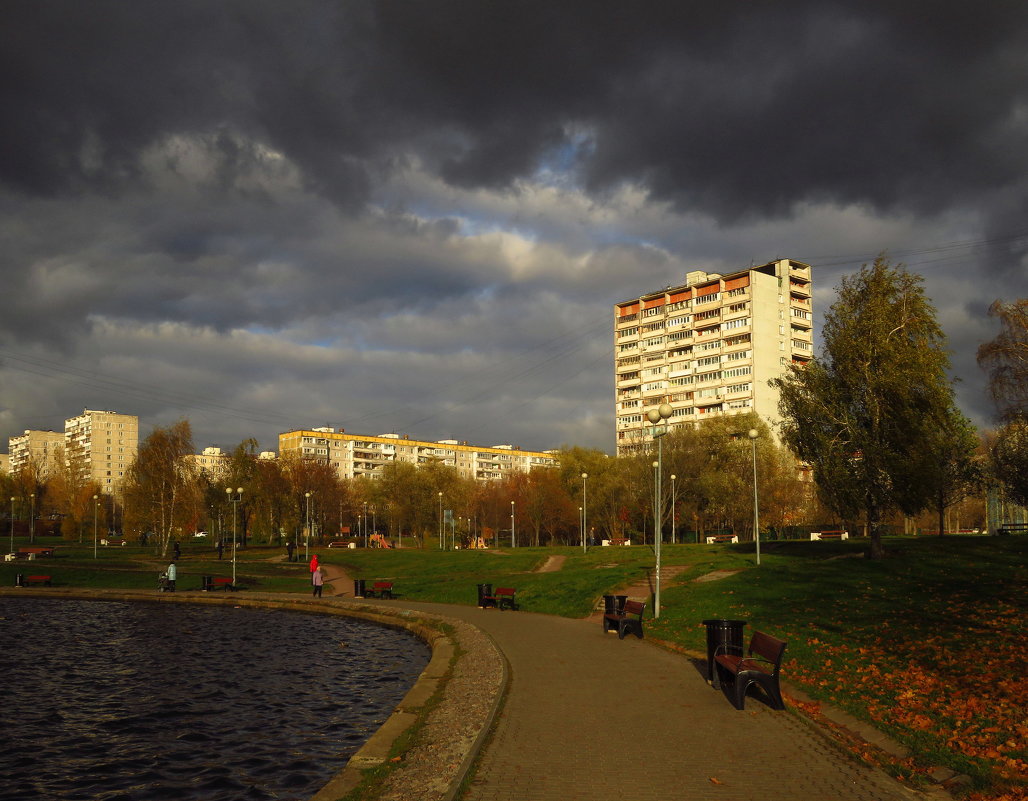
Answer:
top-left (603, 599), bottom-right (646, 639)
top-left (714, 630), bottom-right (788, 710)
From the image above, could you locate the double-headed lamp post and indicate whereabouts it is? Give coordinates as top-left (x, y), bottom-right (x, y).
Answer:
top-left (29, 492), bottom-right (35, 544)
top-left (581, 472), bottom-right (588, 552)
top-left (227, 487), bottom-right (244, 585)
top-left (748, 429), bottom-right (761, 566)
top-left (647, 402), bottom-right (672, 618)
top-left (10, 497), bottom-right (15, 556)
top-left (510, 500), bottom-right (515, 549)
top-left (438, 492), bottom-right (443, 550)
top-left (93, 494), bottom-right (99, 558)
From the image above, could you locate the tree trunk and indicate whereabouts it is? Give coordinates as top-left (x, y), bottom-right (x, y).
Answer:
top-left (866, 502), bottom-right (885, 559)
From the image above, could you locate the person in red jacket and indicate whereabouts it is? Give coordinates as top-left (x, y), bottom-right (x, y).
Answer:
top-left (309, 553), bottom-right (319, 573)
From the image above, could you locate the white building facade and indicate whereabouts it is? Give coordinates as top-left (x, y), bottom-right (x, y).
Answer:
top-left (614, 259), bottom-right (813, 455)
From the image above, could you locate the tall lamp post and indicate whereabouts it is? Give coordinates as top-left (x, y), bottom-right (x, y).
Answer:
top-left (227, 487), bottom-right (244, 585)
top-left (647, 402), bottom-right (672, 618)
top-left (93, 494), bottom-right (99, 559)
top-left (581, 472), bottom-right (588, 553)
top-left (438, 492), bottom-right (443, 549)
top-left (363, 501), bottom-right (368, 547)
top-left (510, 501), bottom-right (515, 549)
top-left (9, 497), bottom-right (15, 556)
top-left (29, 492), bottom-right (35, 544)
top-left (670, 474), bottom-right (677, 544)
top-left (748, 429), bottom-right (761, 566)
top-left (305, 492), bottom-right (312, 561)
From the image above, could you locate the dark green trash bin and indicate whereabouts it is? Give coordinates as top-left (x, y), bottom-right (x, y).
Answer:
top-left (702, 619), bottom-right (747, 684)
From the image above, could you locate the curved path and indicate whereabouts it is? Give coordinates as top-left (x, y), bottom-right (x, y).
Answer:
top-left (358, 597), bottom-right (927, 801)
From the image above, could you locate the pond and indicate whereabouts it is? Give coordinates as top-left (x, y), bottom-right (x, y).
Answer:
top-left (0, 597), bottom-right (431, 800)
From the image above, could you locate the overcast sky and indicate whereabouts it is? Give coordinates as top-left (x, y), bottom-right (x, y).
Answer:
top-left (2, 1), bottom-right (1027, 455)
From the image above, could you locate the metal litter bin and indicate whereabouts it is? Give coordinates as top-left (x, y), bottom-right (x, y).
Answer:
top-left (15, 573), bottom-right (24, 587)
top-left (603, 595), bottom-right (628, 615)
top-left (702, 619), bottom-right (747, 685)
top-left (354, 579), bottom-right (366, 598)
top-left (202, 575), bottom-right (213, 591)
top-left (477, 583), bottom-right (493, 607)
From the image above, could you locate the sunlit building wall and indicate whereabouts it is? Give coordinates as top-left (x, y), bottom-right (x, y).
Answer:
top-left (614, 259), bottom-right (813, 455)
top-left (64, 409), bottom-right (139, 495)
top-left (279, 428), bottom-right (558, 480)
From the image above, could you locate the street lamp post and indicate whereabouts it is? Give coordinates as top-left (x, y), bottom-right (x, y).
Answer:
top-left (581, 472), bottom-right (588, 553)
top-left (748, 429), bottom-right (761, 566)
top-left (9, 497), bottom-right (15, 557)
top-left (670, 474), bottom-right (677, 545)
top-left (93, 494), bottom-right (99, 559)
top-left (227, 487), bottom-right (244, 585)
top-left (363, 501), bottom-right (368, 547)
top-left (305, 492), bottom-right (312, 561)
top-left (647, 402), bottom-right (672, 618)
top-left (29, 493), bottom-right (35, 544)
top-left (510, 501), bottom-right (515, 549)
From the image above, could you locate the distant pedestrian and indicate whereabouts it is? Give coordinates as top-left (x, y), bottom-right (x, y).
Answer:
top-left (173, 540), bottom-right (180, 560)
top-left (286, 541), bottom-right (295, 562)
top-left (167, 560), bottom-right (177, 592)
top-left (312, 565), bottom-right (324, 598)
top-left (310, 553), bottom-right (319, 573)
top-left (216, 539), bottom-right (224, 560)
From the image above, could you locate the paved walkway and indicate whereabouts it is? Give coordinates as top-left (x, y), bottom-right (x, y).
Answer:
top-left (318, 562), bottom-right (928, 801)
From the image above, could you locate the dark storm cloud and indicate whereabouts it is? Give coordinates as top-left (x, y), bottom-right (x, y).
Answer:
top-left (2, 1), bottom-right (1028, 450)
top-left (6, 2), bottom-right (1028, 221)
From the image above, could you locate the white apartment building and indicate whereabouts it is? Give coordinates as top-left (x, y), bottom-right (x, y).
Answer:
top-left (279, 428), bottom-right (558, 481)
top-left (614, 259), bottom-right (813, 455)
top-left (187, 446), bottom-right (231, 480)
top-left (186, 446), bottom-right (277, 480)
top-left (64, 409), bottom-right (139, 494)
top-left (8, 430), bottom-right (66, 477)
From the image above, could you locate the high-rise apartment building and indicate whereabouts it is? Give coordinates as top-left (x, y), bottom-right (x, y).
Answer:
top-left (64, 409), bottom-right (139, 494)
top-left (614, 259), bottom-right (813, 455)
top-left (8, 430), bottom-right (66, 477)
top-left (279, 428), bottom-right (558, 481)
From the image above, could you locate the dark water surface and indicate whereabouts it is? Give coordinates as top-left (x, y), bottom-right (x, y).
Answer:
top-left (0, 597), bottom-right (430, 801)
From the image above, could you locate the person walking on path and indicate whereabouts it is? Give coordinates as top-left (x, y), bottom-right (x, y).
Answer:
top-left (286, 541), bottom-right (295, 562)
top-left (309, 553), bottom-right (319, 574)
top-left (173, 540), bottom-right (180, 560)
top-left (216, 539), bottom-right (223, 560)
top-left (166, 560), bottom-right (177, 592)
top-left (311, 565), bottom-right (324, 598)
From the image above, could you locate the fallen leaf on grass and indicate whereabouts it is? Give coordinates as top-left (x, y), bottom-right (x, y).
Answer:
top-left (709, 777), bottom-right (723, 785)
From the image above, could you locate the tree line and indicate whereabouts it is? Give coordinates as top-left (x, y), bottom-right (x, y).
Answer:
top-left (4, 257), bottom-right (1023, 558)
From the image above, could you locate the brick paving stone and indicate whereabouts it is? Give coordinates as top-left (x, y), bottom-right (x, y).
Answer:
top-left (396, 602), bottom-right (927, 801)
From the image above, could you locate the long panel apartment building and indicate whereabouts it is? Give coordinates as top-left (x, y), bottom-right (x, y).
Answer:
top-left (279, 428), bottom-right (558, 480)
top-left (614, 258), bottom-right (813, 455)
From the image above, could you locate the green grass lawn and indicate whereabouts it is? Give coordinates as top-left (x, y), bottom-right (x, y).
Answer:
top-left (5, 534), bottom-right (1025, 797)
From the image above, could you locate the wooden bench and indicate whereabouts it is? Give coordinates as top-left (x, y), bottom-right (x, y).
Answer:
top-left (204, 577), bottom-right (235, 592)
top-left (603, 599), bottom-right (646, 639)
top-left (366, 581), bottom-right (394, 599)
top-left (714, 630), bottom-right (787, 710)
top-left (23, 575), bottom-right (52, 586)
top-left (17, 547), bottom-right (55, 559)
top-left (481, 587), bottom-right (518, 610)
top-left (998, 523), bottom-right (1028, 535)
top-left (810, 530), bottom-right (848, 541)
